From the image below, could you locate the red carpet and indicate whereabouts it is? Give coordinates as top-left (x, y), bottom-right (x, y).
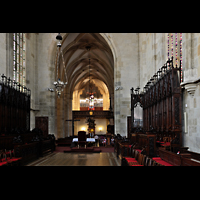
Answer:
top-left (54, 146), bottom-right (114, 153)
top-left (99, 147), bottom-right (114, 152)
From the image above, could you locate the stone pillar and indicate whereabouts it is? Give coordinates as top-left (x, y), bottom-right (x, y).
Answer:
top-left (64, 92), bottom-right (73, 137)
top-left (56, 95), bottom-right (62, 138)
top-left (6, 33), bottom-right (13, 78)
top-left (182, 33), bottom-right (198, 93)
top-left (180, 33), bottom-right (200, 153)
top-left (110, 92), bottom-right (114, 112)
top-left (65, 91), bottom-right (73, 137)
top-left (109, 92), bottom-right (114, 126)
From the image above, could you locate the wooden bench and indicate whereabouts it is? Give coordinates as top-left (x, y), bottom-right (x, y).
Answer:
top-left (181, 157), bottom-right (200, 166)
top-left (180, 149), bottom-right (200, 161)
top-left (115, 140), bottom-right (132, 159)
top-left (39, 139), bottom-right (55, 157)
top-left (123, 146), bottom-right (200, 166)
top-left (158, 148), bottom-right (200, 166)
top-left (0, 149), bottom-right (22, 166)
top-left (118, 142), bottom-right (131, 159)
top-left (158, 148), bottom-right (181, 166)
top-left (14, 142), bottom-right (39, 165)
top-left (123, 148), bottom-right (174, 166)
top-left (152, 157), bottom-right (173, 166)
top-left (56, 137), bottom-right (73, 146)
top-left (122, 149), bottom-right (145, 166)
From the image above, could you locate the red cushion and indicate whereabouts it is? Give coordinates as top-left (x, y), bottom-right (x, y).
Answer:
top-left (0, 161), bottom-right (7, 166)
top-left (128, 160), bottom-right (138, 163)
top-left (9, 158), bottom-right (21, 162)
top-left (152, 157), bottom-right (162, 161)
top-left (161, 142), bottom-right (171, 147)
top-left (3, 157), bottom-right (21, 163)
top-left (135, 149), bottom-right (142, 153)
top-left (152, 157), bottom-right (173, 166)
top-left (125, 157), bottom-right (136, 160)
top-left (156, 141), bottom-right (165, 144)
top-left (125, 158), bottom-right (137, 162)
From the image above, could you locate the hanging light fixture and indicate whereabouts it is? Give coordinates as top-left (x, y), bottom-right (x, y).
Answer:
top-left (56, 33), bottom-right (63, 41)
top-left (54, 78), bottom-right (65, 97)
top-left (54, 33), bottom-right (68, 98)
top-left (88, 57), bottom-right (94, 114)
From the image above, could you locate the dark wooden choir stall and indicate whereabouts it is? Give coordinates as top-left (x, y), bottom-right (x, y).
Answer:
top-left (0, 75), bottom-right (55, 166)
top-left (116, 57), bottom-right (200, 166)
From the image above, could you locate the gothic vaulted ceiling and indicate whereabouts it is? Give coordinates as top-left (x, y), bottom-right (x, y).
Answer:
top-left (59, 33), bottom-right (114, 97)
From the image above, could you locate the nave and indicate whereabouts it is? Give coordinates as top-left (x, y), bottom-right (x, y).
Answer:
top-left (26, 152), bottom-right (121, 166)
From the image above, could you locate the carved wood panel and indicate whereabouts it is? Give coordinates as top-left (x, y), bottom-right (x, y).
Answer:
top-left (131, 58), bottom-right (182, 147)
top-left (0, 75), bottom-right (30, 135)
top-left (127, 116), bottom-right (132, 138)
top-left (35, 117), bottom-right (48, 137)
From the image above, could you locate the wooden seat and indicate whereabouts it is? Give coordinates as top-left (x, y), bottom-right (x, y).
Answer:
top-left (148, 158), bottom-right (153, 166)
top-left (144, 156), bottom-right (149, 166)
top-left (78, 131), bottom-right (87, 148)
top-left (135, 150), bottom-right (139, 160)
top-left (138, 153), bottom-right (144, 165)
top-left (132, 148), bottom-right (135, 158)
top-left (142, 154), bottom-right (146, 165)
top-left (123, 149), bottom-right (146, 166)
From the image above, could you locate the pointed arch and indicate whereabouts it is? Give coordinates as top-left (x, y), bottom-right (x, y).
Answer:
top-left (55, 33), bottom-right (115, 138)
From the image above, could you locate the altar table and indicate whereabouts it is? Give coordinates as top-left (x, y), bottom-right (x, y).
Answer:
top-left (72, 138), bottom-right (95, 142)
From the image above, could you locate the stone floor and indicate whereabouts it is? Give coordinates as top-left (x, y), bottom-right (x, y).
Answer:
top-left (26, 152), bottom-right (121, 166)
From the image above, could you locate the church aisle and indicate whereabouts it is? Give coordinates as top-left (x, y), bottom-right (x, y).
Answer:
top-left (27, 152), bottom-right (121, 166)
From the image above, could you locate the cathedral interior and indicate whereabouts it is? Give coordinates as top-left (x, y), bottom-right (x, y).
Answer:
top-left (0, 33), bottom-right (200, 166)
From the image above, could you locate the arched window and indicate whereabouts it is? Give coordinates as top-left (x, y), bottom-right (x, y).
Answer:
top-left (13, 33), bottom-right (26, 86)
top-left (167, 33), bottom-right (183, 82)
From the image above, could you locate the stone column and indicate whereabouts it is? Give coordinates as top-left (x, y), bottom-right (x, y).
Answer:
top-left (64, 91), bottom-right (73, 137)
top-left (56, 95), bottom-right (62, 138)
top-left (181, 33), bottom-right (198, 96)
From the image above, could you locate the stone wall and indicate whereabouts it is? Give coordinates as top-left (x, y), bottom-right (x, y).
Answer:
top-left (0, 33), bottom-right (8, 76)
top-left (35, 33), bottom-right (57, 136)
top-left (182, 85), bottom-right (200, 153)
top-left (25, 33), bottom-right (57, 136)
top-left (105, 33), bottom-right (139, 136)
top-left (139, 33), bottom-right (168, 88)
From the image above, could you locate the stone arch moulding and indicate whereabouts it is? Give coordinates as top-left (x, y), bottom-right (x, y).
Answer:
top-left (61, 33), bottom-right (118, 98)
top-left (99, 33), bottom-right (118, 65)
top-left (60, 33), bottom-right (118, 64)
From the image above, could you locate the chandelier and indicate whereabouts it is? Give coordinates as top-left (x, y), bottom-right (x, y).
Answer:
top-left (54, 33), bottom-right (68, 98)
top-left (88, 57), bottom-right (94, 115)
top-left (53, 78), bottom-right (65, 97)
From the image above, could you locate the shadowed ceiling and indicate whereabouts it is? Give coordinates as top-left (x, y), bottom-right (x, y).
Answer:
top-left (59, 33), bottom-right (114, 97)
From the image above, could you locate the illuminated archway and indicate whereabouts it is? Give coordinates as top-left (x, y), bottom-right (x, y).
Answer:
top-left (56, 33), bottom-right (115, 138)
